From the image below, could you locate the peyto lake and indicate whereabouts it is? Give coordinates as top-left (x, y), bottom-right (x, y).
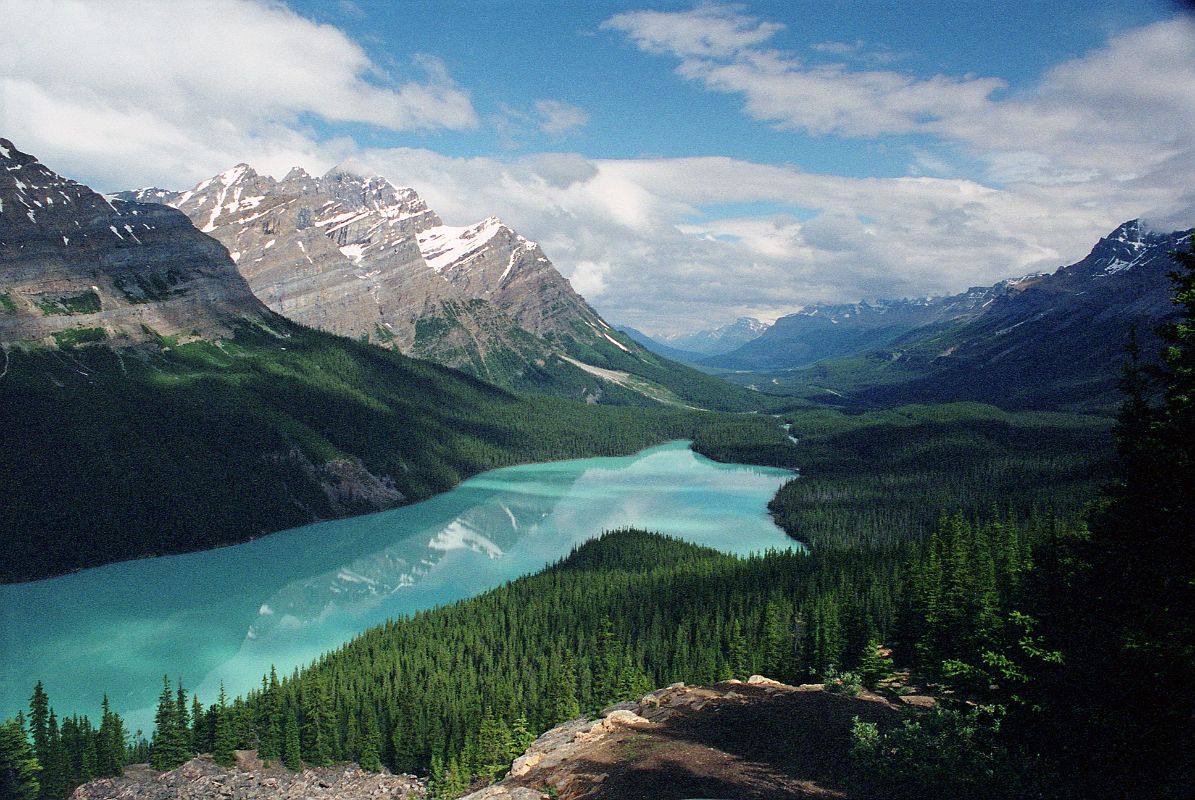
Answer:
top-left (0, 441), bottom-right (793, 732)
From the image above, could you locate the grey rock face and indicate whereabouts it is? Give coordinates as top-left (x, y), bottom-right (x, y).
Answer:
top-left (0, 138), bottom-right (272, 347)
top-left (139, 164), bottom-right (609, 380)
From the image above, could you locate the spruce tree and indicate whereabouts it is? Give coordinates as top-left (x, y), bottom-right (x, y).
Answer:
top-left (282, 711), bottom-right (301, 771)
top-left (213, 684), bottom-right (237, 768)
top-left (150, 676), bottom-right (181, 771)
top-left (0, 717), bottom-right (41, 800)
top-left (27, 683), bottom-right (49, 774)
top-left (358, 714), bottom-right (382, 773)
top-left (857, 639), bottom-right (894, 690)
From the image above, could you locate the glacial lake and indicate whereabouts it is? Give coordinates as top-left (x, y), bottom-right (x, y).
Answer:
top-left (0, 441), bottom-right (794, 733)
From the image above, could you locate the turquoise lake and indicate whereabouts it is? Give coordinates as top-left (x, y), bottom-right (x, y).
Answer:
top-left (0, 441), bottom-right (794, 733)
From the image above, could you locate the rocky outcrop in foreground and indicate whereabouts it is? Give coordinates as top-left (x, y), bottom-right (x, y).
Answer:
top-left (72, 678), bottom-right (922, 800)
top-left (71, 756), bottom-right (423, 800)
top-left (464, 676), bottom-right (908, 800)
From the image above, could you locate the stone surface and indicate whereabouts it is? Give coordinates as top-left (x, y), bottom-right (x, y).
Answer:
top-left (122, 165), bottom-right (616, 384)
top-left (0, 138), bottom-right (273, 347)
top-left (464, 678), bottom-right (905, 800)
top-left (70, 756), bottom-right (424, 800)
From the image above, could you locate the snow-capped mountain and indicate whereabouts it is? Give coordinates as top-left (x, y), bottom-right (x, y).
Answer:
top-left (0, 138), bottom-right (271, 347)
top-left (120, 164), bottom-right (614, 384)
top-left (665, 317), bottom-right (769, 356)
top-left (707, 274), bottom-right (1047, 371)
top-left (764, 219), bottom-right (1195, 410)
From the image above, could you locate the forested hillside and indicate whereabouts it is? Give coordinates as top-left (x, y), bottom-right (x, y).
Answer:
top-left (0, 320), bottom-right (730, 582)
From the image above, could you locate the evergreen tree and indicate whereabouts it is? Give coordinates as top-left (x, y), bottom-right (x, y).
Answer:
top-left (301, 677), bottom-right (333, 767)
top-left (282, 710), bottom-right (301, 771)
top-left (40, 712), bottom-right (64, 800)
top-left (27, 683), bottom-right (49, 774)
top-left (212, 684), bottom-right (237, 768)
top-left (189, 696), bottom-right (204, 754)
top-left (150, 676), bottom-right (183, 771)
top-left (727, 619), bottom-right (750, 680)
top-left (95, 695), bottom-right (125, 777)
top-left (358, 714), bottom-right (382, 773)
top-left (509, 715), bottom-right (533, 758)
top-left (173, 681), bottom-right (190, 761)
top-left (857, 639), bottom-right (894, 690)
top-left (0, 717), bottom-right (41, 800)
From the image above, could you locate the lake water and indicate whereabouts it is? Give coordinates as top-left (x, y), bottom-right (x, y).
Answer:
top-left (0, 441), bottom-right (794, 733)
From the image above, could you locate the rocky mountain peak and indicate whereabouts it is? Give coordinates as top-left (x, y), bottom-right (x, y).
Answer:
top-left (0, 139), bottom-right (271, 347)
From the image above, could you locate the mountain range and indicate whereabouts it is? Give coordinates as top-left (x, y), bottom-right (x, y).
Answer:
top-left (116, 165), bottom-right (750, 409)
top-left (720, 219), bottom-right (1194, 410)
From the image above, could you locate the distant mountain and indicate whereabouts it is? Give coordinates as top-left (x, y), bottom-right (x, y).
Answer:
top-left (616, 325), bottom-right (706, 364)
top-left (666, 316), bottom-right (769, 356)
top-left (796, 220), bottom-right (1195, 410)
top-left (120, 166), bottom-right (754, 409)
top-left (706, 282), bottom-right (1042, 371)
top-left (0, 138), bottom-right (273, 347)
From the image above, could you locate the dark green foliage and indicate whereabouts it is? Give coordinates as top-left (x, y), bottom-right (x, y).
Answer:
top-left (282, 710), bottom-right (301, 771)
top-left (4, 686), bottom-right (130, 800)
top-left (0, 322), bottom-right (744, 582)
top-left (851, 707), bottom-right (1028, 800)
top-left (50, 327), bottom-right (107, 348)
top-left (36, 290), bottom-right (101, 315)
top-left (857, 639), bottom-right (894, 690)
top-left (760, 403), bottom-right (1111, 550)
top-left (95, 697), bottom-right (125, 778)
top-left (0, 292), bottom-right (16, 312)
top-left (212, 685), bottom-right (236, 768)
top-left (204, 530), bottom-right (903, 791)
top-left (0, 716), bottom-right (41, 800)
top-left (150, 676), bottom-right (189, 771)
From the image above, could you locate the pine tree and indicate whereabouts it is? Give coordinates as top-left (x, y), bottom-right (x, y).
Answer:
top-left (727, 619), bottom-right (749, 680)
top-left (301, 678), bottom-right (333, 767)
top-left (0, 717), bottom-right (41, 800)
top-left (189, 696), bottom-right (204, 754)
top-left (282, 710), bottom-right (301, 771)
top-left (213, 684), bottom-right (237, 768)
top-left (550, 652), bottom-right (580, 723)
top-left (27, 683), bottom-right (49, 774)
top-left (358, 714), bottom-right (382, 773)
top-left (150, 676), bottom-right (182, 771)
top-left (173, 681), bottom-right (191, 761)
top-left (509, 715), bottom-right (533, 758)
top-left (40, 712), bottom-right (64, 800)
top-left (857, 639), bottom-right (894, 690)
top-left (96, 695), bottom-right (125, 777)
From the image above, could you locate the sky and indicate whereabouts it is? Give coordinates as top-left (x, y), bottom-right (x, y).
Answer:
top-left (2, 0), bottom-right (1194, 335)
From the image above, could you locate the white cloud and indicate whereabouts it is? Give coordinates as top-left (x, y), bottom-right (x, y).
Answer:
top-left (535, 100), bottom-right (590, 136)
top-left (604, 5), bottom-right (1195, 198)
top-left (357, 147), bottom-right (1167, 335)
top-left (0, 0), bottom-right (477, 190)
top-left (602, 5), bottom-right (784, 58)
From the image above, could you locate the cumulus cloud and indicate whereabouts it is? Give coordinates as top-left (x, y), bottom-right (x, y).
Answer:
top-left (604, 5), bottom-right (1195, 196)
top-left (535, 100), bottom-right (590, 136)
top-left (355, 147), bottom-right (1166, 335)
top-left (0, 0), bottom-right (477, 189)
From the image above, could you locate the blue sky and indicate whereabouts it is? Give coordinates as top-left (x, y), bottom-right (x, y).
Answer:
top-left (2, 0), bottom-right (1193, 333)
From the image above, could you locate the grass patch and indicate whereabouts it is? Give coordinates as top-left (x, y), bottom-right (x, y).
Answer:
top-left (37, 290), bottom-right (102, 316)
top-left (51, 327), bottom-right (108, 348)
top-left (0, 292), bottom-right (16, 313)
